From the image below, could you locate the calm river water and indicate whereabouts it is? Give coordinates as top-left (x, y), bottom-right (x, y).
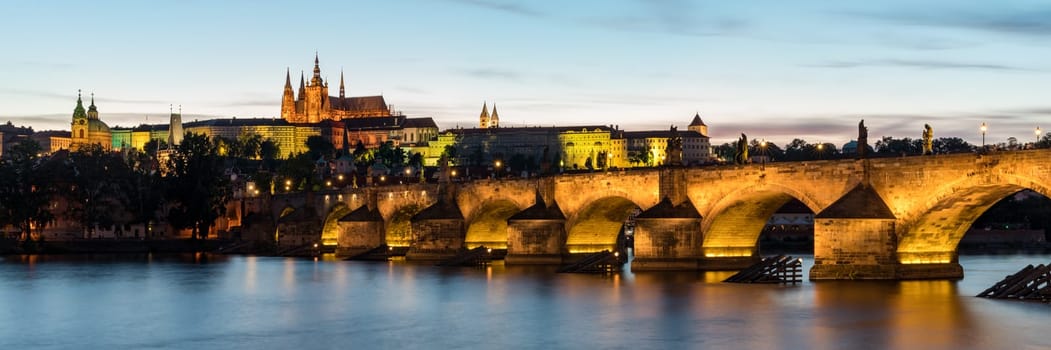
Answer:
top-left (1, 253), bottom-right (1049, 349)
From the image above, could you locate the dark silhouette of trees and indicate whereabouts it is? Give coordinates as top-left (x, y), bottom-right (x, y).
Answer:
top-left (165, 133), bottom-right (231, 239)
top-left (0, 140), bottom-right (54, 241)
top-left (62, 144), bottom-right (134, 238)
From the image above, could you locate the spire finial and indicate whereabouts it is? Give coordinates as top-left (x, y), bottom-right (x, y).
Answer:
top-left (179, 105), bottom-right (182, 114)
top-left (90, 92), bottom-right (95, 105)
top-left (170, 104), bottom-right (173, 114)
top-left (78, 89), bottom-right (82, 99)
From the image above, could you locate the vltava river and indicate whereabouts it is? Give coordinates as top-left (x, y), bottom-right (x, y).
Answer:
top-left (1, 253), bottom-right (1049, 349)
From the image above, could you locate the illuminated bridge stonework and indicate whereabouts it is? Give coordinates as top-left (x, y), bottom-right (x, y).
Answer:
top-left (258, 149), bottom-right (1051, 280)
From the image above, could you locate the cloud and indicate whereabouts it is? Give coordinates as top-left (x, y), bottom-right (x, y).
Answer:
top-left (854, 7), bottom-right (1051, 38)
top-left (223, 99), bottom-right (278, 107)
top-left (0, 88), bottom-right (170, 104)
top-left (803, 59), bottom-right (1033, 72)
top-left (442, 0), bottom-right (546, 18)
top-left (0, 88), bottom-right (71, 100)
top-left (459, 68), bottom-right (523, 81)
top-left (1003, 107), bottom-right (1051, 115)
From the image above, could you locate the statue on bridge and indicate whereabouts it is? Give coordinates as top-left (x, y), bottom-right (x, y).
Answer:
top-left (922, 124), bottom-right (934, 155)
top-left (666, 125), bottom-right (683, 166)
top-left (857, 120), bottom-right (868, 159)
top-left (735, 133), bottom-right (749, 165)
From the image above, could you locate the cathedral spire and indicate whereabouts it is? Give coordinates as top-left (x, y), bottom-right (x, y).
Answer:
top-left (311, 52), bottom-right (322, 85)
top-left (479, 101), bottom-right (490, 129)
top-left (339, 69), bottom-right (345, 99)
top-left (298, 70), bottom-right (306, 98)
top-left (284, 68), bottom-right (292, 89)
top-left (490, 103), bottom-right (499, 128)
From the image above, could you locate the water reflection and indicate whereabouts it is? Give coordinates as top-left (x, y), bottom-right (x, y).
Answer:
top-left (1, 254), bottom-right (1050, 349)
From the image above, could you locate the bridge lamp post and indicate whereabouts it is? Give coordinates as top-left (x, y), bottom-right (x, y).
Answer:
top-left (980, 122), bottom-right (987, 150)
top-left (816, 143), bottom-right (824, 160)
top-left (760, 139), bottom-right (768, 170)
top-left (1036, 127), bottom-right (1042, 148)
top-left (494, 160), bottom-right (502, 179)
top-left (404, 167), bottom-right (412, 182)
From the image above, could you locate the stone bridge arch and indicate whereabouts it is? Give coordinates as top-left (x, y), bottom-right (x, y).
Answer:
top-left (699, 183), bottom-right (826, 258)
top-left (553, 171), bottom-right (661, 220)
top-left (463, 199), bottom-right (525, 249)
top-left (456, 180), bottom-right (537, 250)
top-left (896, 171), bottom-right (1051, 265)
top-left (565, 196), bottom-right (644, 253)
top-left (320, 202), bottom-right (352, 247)
top-left (375, 184), bottom-right (439, 247)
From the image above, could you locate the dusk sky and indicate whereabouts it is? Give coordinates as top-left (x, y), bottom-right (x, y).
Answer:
top-left (2, 0), bottom-right (1051, 146)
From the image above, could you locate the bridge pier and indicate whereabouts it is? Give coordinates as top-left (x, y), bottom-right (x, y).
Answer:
top-left (335, 205), bottom-right (385, 258)
top-left (505, 193), bottom-right (566, 265)
top-left (405, 200), bottom-right (465, 261)
top-left (809, 184), bottom-right (901, 280)
top-left (631, 198), bottom-right (704, 271)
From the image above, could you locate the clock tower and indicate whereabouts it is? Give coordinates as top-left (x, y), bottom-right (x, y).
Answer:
top-left (71, 90), bottom-right (89, 145)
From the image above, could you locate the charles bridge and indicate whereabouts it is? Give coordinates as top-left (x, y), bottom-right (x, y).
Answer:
top-left (248, 149), bottom-right (1051, 280)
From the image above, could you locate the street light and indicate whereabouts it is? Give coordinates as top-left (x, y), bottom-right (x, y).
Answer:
top-left (494, 160), bottom-right (502, 179)
top-left (1036, 127), bottom-right (1042, 147)
top-left (980, 122), bottom-right (987, 150)
top-left (760, 139), bottom-right (768, 170)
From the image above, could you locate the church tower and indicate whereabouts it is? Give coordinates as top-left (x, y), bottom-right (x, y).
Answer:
top-left (71, 90), bottom-right (89, 144)
top-left (280, 68), bottom-right (296, 121)
top-left (479, 102), bottom-right (490, 128)
top-left (169, 106), bottom-right (184, 146)
top-left (688, 112), bottom-right (708, 137)
top-left (489, 103), bottom-right (499, 128)
top-left (87, 93), bottom-right (99, 120)
top-left (303, 53), bottom-right (331, 123)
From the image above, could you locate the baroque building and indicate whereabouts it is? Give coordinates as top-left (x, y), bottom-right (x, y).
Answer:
top-left (280, 54), bottom-right (392, 123)
top-left (70, 91), bottom-right (111, 150)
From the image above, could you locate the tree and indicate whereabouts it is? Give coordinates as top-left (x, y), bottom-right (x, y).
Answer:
top-left (125, 149), bottom-right (165, 237)
top-left (0, 140), bottom-right (54, 241)
top-left (932, 137), bottom-right (974, 154)
top-left (783, 138), bottom-right (810, 161)
top-left (63, 144), bottom-right (133, 238)
top-left (712, 143), bottom-right (735, 163)
top-left (874, 137), bottom-right (920, 156)
top-left (305, 135), bottom-right (335, 161)
top-left (374, 141), bottom-right (406, 168)
top-left (142, 139), bottom-right (168, 154)
top-left (441, 144), bottom-right (459, 166)
top-left (165, 133), bottom-right (231, 239)
top-left (237, 132), bottom-right (263, 159)
top-left (277, 152), bottom-right (317, 192)
top-left (260, 139), bottom-right (280, 161)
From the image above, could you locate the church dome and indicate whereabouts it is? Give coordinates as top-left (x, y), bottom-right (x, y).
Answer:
top-left (88, 118), bottom-right (110, 133)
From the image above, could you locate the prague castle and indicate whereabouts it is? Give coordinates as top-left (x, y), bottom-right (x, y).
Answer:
top-left (280, 54), bottom-right (392, 123)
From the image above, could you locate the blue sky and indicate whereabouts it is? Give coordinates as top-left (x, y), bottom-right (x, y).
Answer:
top-left (2, 0), bottom-right (1051, 146)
